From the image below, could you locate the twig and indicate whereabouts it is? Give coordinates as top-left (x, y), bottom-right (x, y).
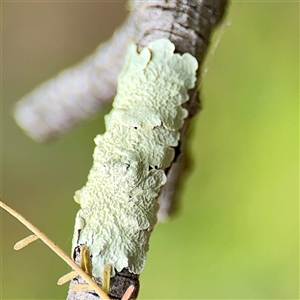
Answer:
top-left (0, 199), bottom-right (110, 300)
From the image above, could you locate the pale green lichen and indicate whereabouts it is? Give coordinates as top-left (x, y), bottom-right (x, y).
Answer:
top-left (71, 38), bottom-right (198, 277)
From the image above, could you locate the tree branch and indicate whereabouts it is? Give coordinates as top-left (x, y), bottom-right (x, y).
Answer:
top-left (14, 12), bottom-right (137, 142)
top-left (13, 0), bottom-right (227, 143)
top-left (66, 2), bottom-right (228, 300)
top-left (12, 1), bottom-right (228, 299)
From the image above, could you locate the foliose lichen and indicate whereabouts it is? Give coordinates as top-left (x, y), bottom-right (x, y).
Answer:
top-left (72, 38), bottom-right (198, 277)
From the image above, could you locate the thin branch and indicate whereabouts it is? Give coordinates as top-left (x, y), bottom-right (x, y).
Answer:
top-left (0, 199), bottom-right (110, 300)
top-left (14, 13), bottom-right (137, 142)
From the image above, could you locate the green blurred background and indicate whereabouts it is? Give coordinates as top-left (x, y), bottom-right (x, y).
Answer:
top-left (1, 1), bottom-right (298, 299)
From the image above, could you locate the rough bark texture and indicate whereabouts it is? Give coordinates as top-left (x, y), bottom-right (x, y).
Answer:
top-left (12, 1), bottom-right (228, 299)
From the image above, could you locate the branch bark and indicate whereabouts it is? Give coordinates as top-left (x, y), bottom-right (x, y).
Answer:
top-left (64, 1), bottom-right (228, 300)
top-left (13, 1), bottom-right (228, 299)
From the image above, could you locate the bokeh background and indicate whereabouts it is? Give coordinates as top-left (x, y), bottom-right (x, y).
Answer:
top-left (1, 1), bottom-right (298, 299)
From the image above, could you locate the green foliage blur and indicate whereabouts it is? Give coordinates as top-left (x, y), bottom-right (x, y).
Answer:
top-left (1, 1), bottom-right (298, 299)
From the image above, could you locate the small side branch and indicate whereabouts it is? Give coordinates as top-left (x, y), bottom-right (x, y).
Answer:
top-left (14, 14), bottom-right (137, 142)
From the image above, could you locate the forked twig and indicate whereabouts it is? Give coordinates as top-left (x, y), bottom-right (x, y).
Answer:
top-left (0, 199), bottom-right (110, 300)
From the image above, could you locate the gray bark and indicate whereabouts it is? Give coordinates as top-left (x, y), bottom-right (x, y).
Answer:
top-left (14, 14), bottom-right (137, 142)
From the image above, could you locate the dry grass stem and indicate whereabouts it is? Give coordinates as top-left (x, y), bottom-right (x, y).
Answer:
top-left (0, 199), bottom-right (110, 300)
